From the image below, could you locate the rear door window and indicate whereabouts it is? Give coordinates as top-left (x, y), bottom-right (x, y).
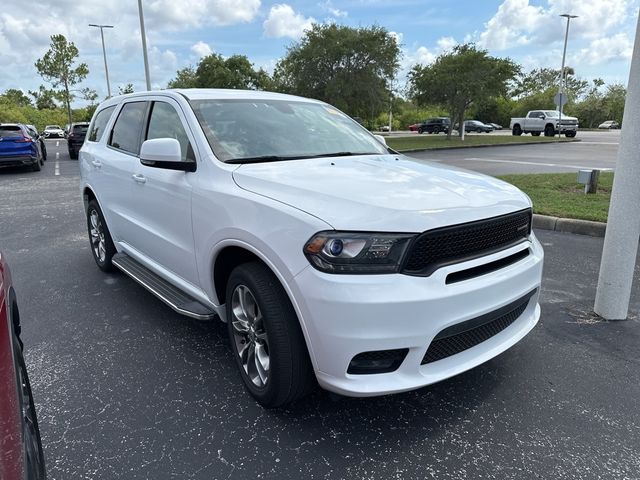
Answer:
top-left (88, 106), bottom-right (116, 142)
top-left (109, 102), bottom-right (148, 154)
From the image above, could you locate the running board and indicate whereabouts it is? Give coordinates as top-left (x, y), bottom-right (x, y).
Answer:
top-left (112, 253), bottom-right (216, 320)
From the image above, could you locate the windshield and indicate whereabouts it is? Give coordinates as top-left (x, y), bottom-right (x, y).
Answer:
top-left (190, 99), bottom-right (388, 163)
top-left (544, 111), bottom-right (559, 118)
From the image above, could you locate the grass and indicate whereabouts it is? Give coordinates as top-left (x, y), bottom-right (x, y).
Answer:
top-left (497, 172), bottom-right (613, 223)
top-left (386, 134), bottom-right (576, 152)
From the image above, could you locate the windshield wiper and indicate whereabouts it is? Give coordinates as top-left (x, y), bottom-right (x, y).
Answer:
top-left (226, 152), bottom-right (382, 164)
top-left (226, 155), bottom-right (312, 164)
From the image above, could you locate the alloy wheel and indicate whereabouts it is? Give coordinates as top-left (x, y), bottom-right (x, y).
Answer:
top-left (89, 209), bottom-right (106, 263)
top-left (231, 285), bottom-right (270, 388)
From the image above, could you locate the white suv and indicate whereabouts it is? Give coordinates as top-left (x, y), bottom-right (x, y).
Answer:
top-left (80, 89), bottom-right (544, 407)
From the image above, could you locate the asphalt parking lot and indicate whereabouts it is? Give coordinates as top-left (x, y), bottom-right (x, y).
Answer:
top-left (405, 130), bottom-right (620, 175)
top-left (1, 139), bottom-right (638, 479)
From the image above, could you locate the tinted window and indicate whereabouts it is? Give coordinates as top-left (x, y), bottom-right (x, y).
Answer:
top-left (109, 102), bottom-right (147, 154)
top-left (0, 126), bottom-right (23, 137)
top-left (146, 102), bottom-right (192, 161)
top-left (73, 124), bottom-right (89, 134)
top-left (88, 106), bottom-right (116, 142)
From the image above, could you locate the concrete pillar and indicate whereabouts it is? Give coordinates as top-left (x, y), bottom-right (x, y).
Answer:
top-left (594, 12), bottom-right (640, 320)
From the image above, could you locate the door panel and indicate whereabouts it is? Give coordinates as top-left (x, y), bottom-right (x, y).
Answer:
top-left (128, 99), bottom-right (199, 285)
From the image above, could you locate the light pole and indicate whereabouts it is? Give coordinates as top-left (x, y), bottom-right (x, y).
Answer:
top-left (594, 11), bottom-right (640, 320)
top-left (558, 14), bottom-right (577, 137)
top-left (137, 0), bottom-right (152, 90)
top-left (88, 24), bottom-right (114, 98)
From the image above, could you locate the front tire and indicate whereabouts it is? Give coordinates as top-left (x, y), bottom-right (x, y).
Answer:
top-left (226, 262), bottom-right (314, 408)
top-left (544, 124), bottom-right (555, 137)
top-left (86, 200), bottom-right (117, 272)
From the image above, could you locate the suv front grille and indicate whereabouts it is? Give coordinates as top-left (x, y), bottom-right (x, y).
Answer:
top-left (402, 209), bottom-right (531, 276)
top-left (421, 289), bottom-right (535, 364)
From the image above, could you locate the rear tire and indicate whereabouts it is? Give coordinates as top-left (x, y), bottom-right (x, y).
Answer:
top-left (226, 261), bottom-right (315, 408)
top-left (512, 125), bottom-right (522, 136)
top-left (86, 200), bottom-right (117, 272)
top-left (31, 158), bottom-right (41, 172)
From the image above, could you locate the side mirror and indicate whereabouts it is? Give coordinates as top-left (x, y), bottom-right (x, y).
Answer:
top-left (139, 138), bottom-right (196, 172)
top-left (374, 134), bottom-right (387, 145)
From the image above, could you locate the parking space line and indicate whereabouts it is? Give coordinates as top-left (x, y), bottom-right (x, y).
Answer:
top-left (54, 160), bottom-right (60, 175)
top-left (464, 157), bottom-right (614, 171)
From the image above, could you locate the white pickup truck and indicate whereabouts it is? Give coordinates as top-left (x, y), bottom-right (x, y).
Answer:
top-left (510, 110), bottom-right (578, 138)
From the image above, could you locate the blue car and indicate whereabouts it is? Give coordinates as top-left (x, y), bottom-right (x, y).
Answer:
top-left (0, 124), bottom-right (43, 172)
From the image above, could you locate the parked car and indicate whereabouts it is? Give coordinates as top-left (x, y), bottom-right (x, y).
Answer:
top-left (67, 122), bottom-right (90, 159)
top-left (80, 90), bottom-right (543, 407)
top-left (417, 117), bottom-right (450, 134)
top-left (0, 124), bottom-right (44, 171)
top-left (379, 125), bottom-right (390, 132)
top-left (464, 120), bottom-right (494, 133)
top-left (598, 120), bottom-right (620, 129)
top-left (25, 125), bottom-right (47, 162)
top-left (43, 125), bottom-right (64, 138)
top-left (510, 110), bottom-right (578, 137)
top-left (408, 123), bottom-right (420, 132)
top-left (0, 251), bottom-right (47, 479)
top-left (487, 123), bottom-right (503, 130)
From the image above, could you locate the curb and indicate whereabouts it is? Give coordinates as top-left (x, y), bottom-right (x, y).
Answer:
top-left (533, 214), bottom-right (606, 237)
top-left (396, 138), bottom-right (580, 154)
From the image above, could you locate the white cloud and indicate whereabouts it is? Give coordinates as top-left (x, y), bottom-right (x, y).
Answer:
top-left (576, 32), bottom-right (634, 65)
top-left (263, 4), bottom-right (315, 39)
top-left (191, 41), bottom-right (213, 58)
top-left (436, 36), bottom-right (457, 52)
top-left (146, 0), bottom-right (261, 29)
top-left (389, 31), bottom-right (404, 46)
top-left (319, 0), bottom-right (347, 17)
top-left (479, 0), bottom-right (631, 51)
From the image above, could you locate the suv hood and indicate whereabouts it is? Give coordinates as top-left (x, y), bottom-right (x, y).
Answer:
top-left (232, 155), bottom-right (531, 232)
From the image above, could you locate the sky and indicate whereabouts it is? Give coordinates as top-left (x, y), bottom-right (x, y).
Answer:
top-left (0, 0), bottom-right (638, 105)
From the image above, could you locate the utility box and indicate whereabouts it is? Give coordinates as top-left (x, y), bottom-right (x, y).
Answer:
top-left (577, 169), bottom-right (600, 194)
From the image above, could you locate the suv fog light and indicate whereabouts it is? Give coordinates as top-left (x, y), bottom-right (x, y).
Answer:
top-left (347, 348), bottom-right (409, 374)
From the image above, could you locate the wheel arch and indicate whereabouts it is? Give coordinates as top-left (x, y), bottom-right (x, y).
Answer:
top-left (210, 241), bottom-right (319, 370)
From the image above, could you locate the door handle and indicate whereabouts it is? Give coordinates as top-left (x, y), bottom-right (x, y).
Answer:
top-left (132, 173), bottom-right (147, 184)
top-left (91, 159), bottom-right (102, 168)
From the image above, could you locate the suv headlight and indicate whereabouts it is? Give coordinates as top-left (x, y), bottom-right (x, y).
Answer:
top-left (303, 231), bottom-right (415, 274)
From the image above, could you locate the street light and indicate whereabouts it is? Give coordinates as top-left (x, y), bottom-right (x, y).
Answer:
top-left (137, 0), bottom-right (152, 90)
top-left (88, 24), bottom-right (114, 98)
top-left (558, 14), bottom-right (578, 137)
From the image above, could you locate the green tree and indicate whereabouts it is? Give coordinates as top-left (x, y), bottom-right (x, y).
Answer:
top-left (273, 24), bottom-right (401, 122)
top-left (511, 67), bottom-right (588, 100)
top-left (602, 83), bottom-right (626, 124)
top-left (196, 54), bottom-right (271, 89)
top-left (34, 34), bottom-right (89, 126)
top-left (118, 83), bottom-right (135, 95)
top-left (167, 56), bottom-right (271, 90)
top-left (1, 89), bottom-right (32, 107)
top-left (29, 86), bottom-right (59, 110)
top-left (409, 44), bottom-right (519, 138)
top-left (167, 66), bottom-right (198, 89)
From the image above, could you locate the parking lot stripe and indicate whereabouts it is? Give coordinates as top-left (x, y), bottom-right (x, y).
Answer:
top-left (55, 160), bottom-right (60, 176)
top-left (464, 157), bottom-right (614, 171)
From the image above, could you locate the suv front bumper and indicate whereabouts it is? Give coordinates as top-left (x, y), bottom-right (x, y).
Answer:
top-left (290, 234), bottom-right (544, 397)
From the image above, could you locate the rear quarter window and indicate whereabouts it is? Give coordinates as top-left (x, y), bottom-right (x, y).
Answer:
top-left (87, 106), bottom-right (116, 142)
